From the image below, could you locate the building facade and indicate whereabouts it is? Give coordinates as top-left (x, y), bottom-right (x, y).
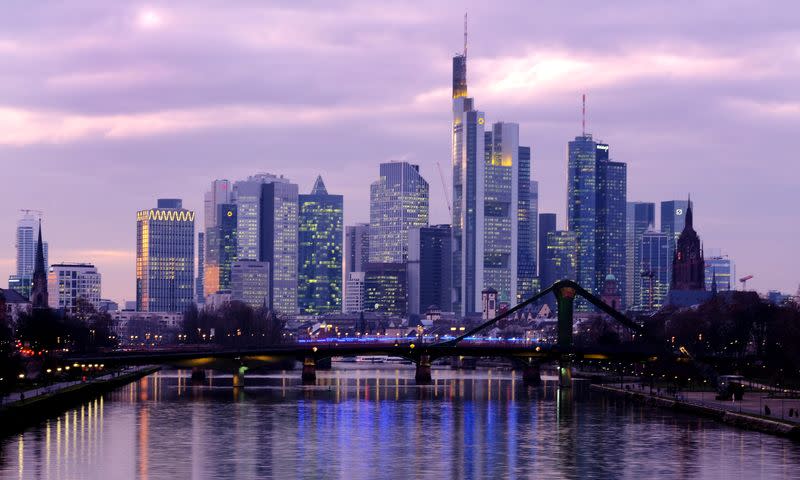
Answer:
top-left (364, 263), bottom-right (406, 316)
top-left (595, 143), bottom-right (627, 305)
top-left (136, 199), bottom-right (195, 312)
top-left (9, 211), bottom-right (48, 298)
top-left (230, 260), bottom-right (270, 309)
top-left (567, 134), bottom-right (598, 297)
top-left (345, 224), bottom-right (370, 274)
top-left (369, 162), bottom-right (429, 263)
top-left (639, 229), bottom-right (670, 310)
top-left (204, 203), bottom-right (237, 296)
top-left (543, 231), bottom-right (577, 286)
top-left (47, 263), bottom-right (101, 314)
top-left (625, 202), bottom-right (656, 309)
top-left (298, 176), bottom-right (343, 315)
top-left (538, 213), bottom-right (557, 286)
top-left (516, 145), bottom-right (536, 304)
top-left (407, 225), bottom-right (452, 315)
top-left (344, 272), bottom-right (365, 313)
top-left (704, 254), bottom-right (734, 292)
top-left (196, 231), bottom-right (205, 305)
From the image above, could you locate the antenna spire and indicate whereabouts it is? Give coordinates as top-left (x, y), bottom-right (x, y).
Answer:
top-left (463, 12), bottom-right (468, 58)
top-left (582, 93), bottom-right (586, 136)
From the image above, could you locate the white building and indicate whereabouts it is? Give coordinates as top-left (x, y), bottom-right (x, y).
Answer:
top-left (344, 272), bottom-right (365, 313)
top-left (231, 260), bottom-right (270, 309)
top-left (47, 263), bottom-right (101, 314)
top-left (109, 310), bottom-right (183, 345)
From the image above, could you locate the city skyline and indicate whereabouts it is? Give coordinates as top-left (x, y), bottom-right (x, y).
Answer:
top-left (2, 1), bottom-right (798, 302)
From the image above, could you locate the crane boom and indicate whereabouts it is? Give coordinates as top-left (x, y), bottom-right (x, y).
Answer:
top-left (436, 161), bottom-right (452, 217)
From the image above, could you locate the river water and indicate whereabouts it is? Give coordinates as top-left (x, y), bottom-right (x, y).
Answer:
top-left (2, 365), bottom-right (799, 479)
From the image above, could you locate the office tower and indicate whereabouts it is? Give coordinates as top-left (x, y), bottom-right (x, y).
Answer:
top-left (369, 162), bottom-right (429, 263)
top-left (231, 260), bottom-right (270, 309)
top-left (407, 225), bottom-right (452, 315)
top-left (47, 263), bottom-right (101, 314)
top-left (9, 211), bottom-right (48, 298)
top-left (595, 143), bottom-right (627, 306)
top-left (567, 133), bottom-right (598, 297)
top-left (233, 174), bottom-right (299, 315)
top-left (704, 253), bottom-right (734, 292)
top-left (625, 202), bottom-right (655, 308)
top-left (451, 40), bottom-right (486, 317)
top-left (538, 213), bottom-right (557, 285)
top-left (671, 199), bottom-right (704, 291)
top-left (30, 222), bottom-right (48, 309)
top-left (542, 230), bottom-right (577, 287)
top-left (364, 263), bottom-right (406, 316)
top-left (345, 223), bottom-right (370, 274)
top-left (196, 232), bottom-right (205, 304)
top-left (204, 203), bottom-right (237, 296)
top-left (202, 180), bottom-right (232, 299)
top-left (344, 272), bottom-right (365, 313)
top-left (298, 176), bottom-right (343, 315)
top-left (639, 229), bottom-right (670, 310)
top-left (516, 145), bottom-right (536, 303)
top-left (660, 199), bottom-right (690, 285)
top-left (530, 180), bottom-right (539, 272)
top-left (136, 199), bottom-right (195, 312)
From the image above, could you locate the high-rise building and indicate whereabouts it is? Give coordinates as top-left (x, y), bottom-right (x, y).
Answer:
top-left (204, 203), bottom-right (237, 296)
top-left (136, 199), bottom-right (195, 312)
top-left (344, 272), bottom-right (365, 313)
top-left (47, 263), bottom-right (101, 314)
top-left (538, 213), bottom-right (557, 285)
top-left (595, 143), bottom-right (627, 305)
top-left (364, 263), bottom-right (406, 316)
top-left (516, 145), bottom-right (536, 304)
top-left (704, 253), bottom-right (734, 292)
top-left (671, 199), bottom-right (704, 291)
top-left (530, 180), bottom-right (539, 272)
top-left (407, 225), bottom-right (452, 315)
top-left (230, 260), bottom-right (270, 309)
top-left (345, 224), bottom-right (370, 274)
top-left (298, 176), bottom-right (343, 315)
top-left (625, 202), bottom-right (655, 308)
top-left (369, 162), bottom-right (429, 263)
top-left (542, 231), bottom-right (577, 288)
top-left (639, 229), bottom-right (670, 310)
top-left (9, 211), bottom-right (48, 298)
top-left (233, 174), bottom-right (299, 315)
top-left (567, 133), bottom-right (598, 297)
top-left (196, 231), bottom-right (205, 305)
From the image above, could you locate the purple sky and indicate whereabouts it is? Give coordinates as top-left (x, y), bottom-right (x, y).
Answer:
top-left (2, 1), bottom-right (798, 304)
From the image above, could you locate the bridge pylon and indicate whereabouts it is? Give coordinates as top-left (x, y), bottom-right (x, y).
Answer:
top-left (302, 356), bottom-right (317, 384)
top-left (415, 355), bottom-right (432, 384)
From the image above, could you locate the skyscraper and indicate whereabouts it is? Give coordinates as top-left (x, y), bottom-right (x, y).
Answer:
top-left (704, 253), bottom-right (734, 292)
top-left (344, 272), bottom-right (365, 313)
top-left (567, 133), bottom-right (598, 297)
top-left (9, 211), bottom-right (49, 298)
top-left (364, 263), bottom-right (406, 316)
top-left (639, 229), bottom-right (670, 310)
top-left (231, 260), bottom-right (270, 309)
top-left (47, 263), bottom-right (101, 314)
top-left (298, 176), bottom-right (343, 315)
top-left (196, 231), bottom-right (205, 304)
top-left (204, 203), bottom-right (237, 295)
top-left (136, 199), bottom-right (195, 312)
top-left (407, 225), bottom-right (452, 315)
top-left (538, 213), bottom-right (557, 286)
top-left (542, 230), bottom-right (577, 290)
top-left (345, 223), bottom-right (370, 274)
top-left (595, 143), bottom-right (627, 306)
top-left (369, 162), bottom-right (429, 263)
top-left (530, 180), bottom-right (539, 273)
top-left (516, 145), bottom-right (536, 303)
top-left (625, 202), bottom-right (655, 308)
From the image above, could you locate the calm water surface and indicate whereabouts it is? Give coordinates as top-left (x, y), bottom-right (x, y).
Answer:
top-left (2, 365), bottom-right (800, 479)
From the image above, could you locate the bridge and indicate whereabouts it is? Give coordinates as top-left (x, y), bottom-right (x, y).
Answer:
top-left (68, 280), bottom-right (668, 388)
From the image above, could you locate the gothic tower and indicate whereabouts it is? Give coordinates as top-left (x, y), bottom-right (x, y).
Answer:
top-left (30, 220), bottom-right (48, 308)
top-left (670, 196), bottom-right (705, 290)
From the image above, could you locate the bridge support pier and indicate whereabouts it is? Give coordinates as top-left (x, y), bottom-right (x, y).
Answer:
top-left (522, 362), bottom-right (541, 386)
top-left (190, 367), bottom-right (206, 384)
top-left (302, 357), bottom-right (316, 384)
top-left (233, 370), bottom-right (245, 389)
top-left (415, 355), bottom-right (432, 384)
top-left (559, 358), bottom-right (573, 388)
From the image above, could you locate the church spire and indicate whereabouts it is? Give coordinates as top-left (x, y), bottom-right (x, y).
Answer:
top-left (31, 219), bottom-right (48, 309)
top-left (685, 194), bottom-right (693, 230)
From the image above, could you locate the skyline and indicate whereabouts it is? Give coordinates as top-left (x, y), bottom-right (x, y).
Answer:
top-left (3, 1), bottom-right (799, 302)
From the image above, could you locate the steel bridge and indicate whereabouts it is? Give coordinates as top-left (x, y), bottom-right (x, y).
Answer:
top-left (68, 280), bottom-right (667, 388)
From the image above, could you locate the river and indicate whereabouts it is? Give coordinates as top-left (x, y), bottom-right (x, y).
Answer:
top-left (2, 365), bottom-right (799, 479)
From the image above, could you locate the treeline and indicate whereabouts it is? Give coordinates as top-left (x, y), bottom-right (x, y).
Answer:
top-left (182, 301), bottom-right (286, 346)
top-left (14, 297), bottom-right (117, 353)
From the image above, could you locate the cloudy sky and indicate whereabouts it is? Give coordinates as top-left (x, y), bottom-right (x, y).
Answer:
top-left (2, 1), bottom-right (798, 303)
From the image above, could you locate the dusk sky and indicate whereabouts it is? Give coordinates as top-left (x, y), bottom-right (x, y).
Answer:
top-left (2, 1), bottom-right (798, 303)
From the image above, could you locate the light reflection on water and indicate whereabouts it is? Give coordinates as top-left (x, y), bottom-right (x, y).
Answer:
top-left (2, 366), bottom-right (800, 479)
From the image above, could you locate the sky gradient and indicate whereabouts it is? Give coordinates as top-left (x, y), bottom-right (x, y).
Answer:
top-left (2, 1), bottom-right (799, 303)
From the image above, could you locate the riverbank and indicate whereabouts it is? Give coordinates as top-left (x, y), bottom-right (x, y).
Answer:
top-left (591, 384), bottom-right (800, 440)
top-left (0, 366), bottom-right (160, 434)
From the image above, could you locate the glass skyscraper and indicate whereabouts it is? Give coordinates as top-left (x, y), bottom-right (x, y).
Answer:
top-left (640, 229), bottom-right (670, 311)
top-left (704, 254), bottom-right (734, 292)
top-left (567, 134), bottom-right (598, 298)
top-left (369, 162), bottom-right (429, 263)
top-left (9, 211), bottom-right (49, 298)
top-left (136, 199), bottom-right (195, 312)
top-left (364, 263), bottom-right (407, 316)
top-left (595, 143), bottom-right (627, 306)
top-left (543, 230), bottom-right (577, 292)
top-left (516, 146), bottom-right (536, 303)
top-left (231, 260), bottom-right (270, 309)
top-left (204, 203), bottom-right (237, 295)
top-left (538, 213), bottom-right (557, 285)
top-left (407, 225), bottom-right (452, 314)
top-left (298, 176), bottom-right (343, 315)
top-left (345, 223), bottom-right (370, 274)
top-left (625, 202), bottom-right (656, 309)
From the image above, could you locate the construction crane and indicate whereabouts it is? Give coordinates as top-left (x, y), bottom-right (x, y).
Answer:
top-left (436, 161), bottom-right (452, 217)
top-left (739, 275), bottom-right (754, 291)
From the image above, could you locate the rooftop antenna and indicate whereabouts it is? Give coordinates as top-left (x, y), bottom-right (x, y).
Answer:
top-left (582, 93), bottom-right (586, 136)
top-left (463, 12), bottom-right (468, 58)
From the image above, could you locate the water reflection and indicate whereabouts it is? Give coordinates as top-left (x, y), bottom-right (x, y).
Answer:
top-left (2, 366), bottom-right (800, 479)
